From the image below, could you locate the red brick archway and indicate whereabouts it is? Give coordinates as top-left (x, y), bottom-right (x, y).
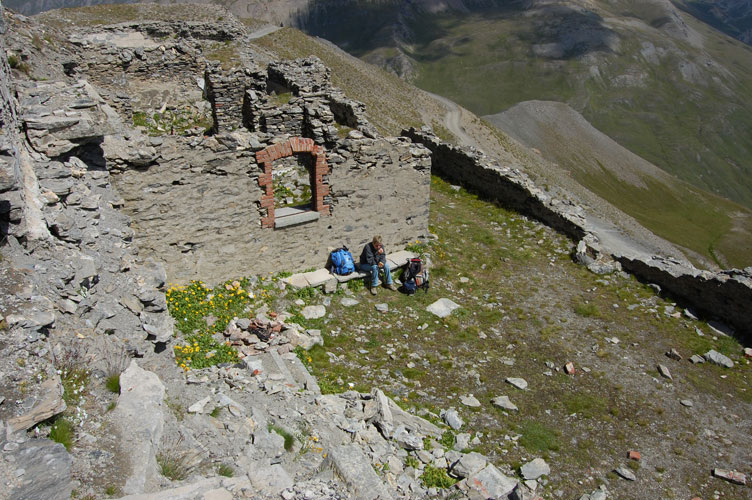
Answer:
top-left (255, 138), bottom-right (330, 228)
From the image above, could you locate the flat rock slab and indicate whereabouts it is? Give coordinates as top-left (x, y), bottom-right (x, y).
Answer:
top-left (491, 396), bottom-right (518, 412)
top-left (460, 394), bottom-right (481, 407)
top-left (426, 298), bottom-right (461, 318)
top-left (301, 305), bottom-right (326, 319)
top-left (704, 349), bottom-right (734, 368)
top-left (451, 452), bottom-right (487, 478)
top-left (521, 458), bottom-right (550, 480)
top-left (506, 377), bottom-right (528, 390)
top-left (459, 464), bottom-right (518, 499)
top-left (7, 376), bottom-right (66, 432)
top-left (615, 465), bottom-right (636, 481)
top-left (248, 463), bottom-right (294, 496)
top-left (387, 250), bottom-right (417, 269)
top-left (340, 297), bottom-right (360, 307)
top-left (9, 440), bottom-right (71, 500)
top-left (117, 477), bottom-right (252, 499)
top-left (713, 468), bottom-right (747, 485)
top-left (303, 268), bottom-right (332, 287)
top-left (115, 360), bottom-right (166, 495)
top-left (284, 273), bottom-right (309, 289)
top-left (326, 444), bottom-right (393, 500)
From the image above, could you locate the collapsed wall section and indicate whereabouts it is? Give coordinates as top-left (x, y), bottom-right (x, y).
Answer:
top-left (404, 126), bottom-right (752, 342)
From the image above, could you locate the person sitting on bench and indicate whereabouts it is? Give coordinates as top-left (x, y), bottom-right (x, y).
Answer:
top-left (359, 235), bottom-right (398, 295)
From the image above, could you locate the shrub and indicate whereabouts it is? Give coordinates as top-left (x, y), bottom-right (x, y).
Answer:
top-left (420, 465), bottom-right (456, 488)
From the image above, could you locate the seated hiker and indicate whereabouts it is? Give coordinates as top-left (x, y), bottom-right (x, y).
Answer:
top-left (358, 235), bottom-right (398, 295)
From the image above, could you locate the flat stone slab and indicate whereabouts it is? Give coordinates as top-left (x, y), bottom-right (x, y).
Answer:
top-left (459, 464), bottom-right (518, 499)
top-left (283, 273), bottom-right (308, 289)
top-left (426, 298), bottom-right (461, 318)
top-left (326, 444), bottom-right (393, 500)
top-left (491, 395), bottom-right (518, 412)
top-left (460, 394), bottom-right (481, 407)
top-left (303, 268), bottom-right (333, 287)
top-left (704, 349), bottom-right (734, 368)
top-left (521, 458), bottom-right (550, 480)
top-left (387, 250), bottom-right (417, 269)
top-left (115, 360), bottom-right (166, 495)
top-left (334, 270), bottom-right (367, 283)
top-left (301, 304), bottom-right (326, 319)
top-left (506, 377), bottom-right (528, 390)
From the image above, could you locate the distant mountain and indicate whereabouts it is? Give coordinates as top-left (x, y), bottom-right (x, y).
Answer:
top-left (278, 0), bottom-right (752, 213)
top-left (676, 0), bottom-right (752, 43)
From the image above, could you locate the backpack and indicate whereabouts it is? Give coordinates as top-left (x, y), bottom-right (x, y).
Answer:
top-left (400, 257), bottom-right (429, 295)
top-left (330, 247), bottom-right (355, 275)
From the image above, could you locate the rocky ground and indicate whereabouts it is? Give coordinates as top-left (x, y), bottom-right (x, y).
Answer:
top-left (0, 4), bottom-right (750, 500)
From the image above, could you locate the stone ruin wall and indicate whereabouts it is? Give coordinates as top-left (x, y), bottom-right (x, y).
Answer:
top-left (113, 131), bottom-right (430, 283)
top-left (404, 127), bottom-right (752, 343)
top-left (109, 58), bottom-right (431, 283)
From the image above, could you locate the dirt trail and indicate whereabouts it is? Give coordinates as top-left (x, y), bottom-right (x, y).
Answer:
top-left (427, 91), bottom-right (480, 149)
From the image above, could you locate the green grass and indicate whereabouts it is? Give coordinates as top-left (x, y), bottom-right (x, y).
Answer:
top-left (105, 374), bottom-right (120, 394)
top-left (518, 421), bottom-right (560, 453)
top-left (268, 424), bottom-right (295, 451)
top-left (216, 463), bottom-right (234, 477)
top-left (49, 417), bottom-right (74, 450)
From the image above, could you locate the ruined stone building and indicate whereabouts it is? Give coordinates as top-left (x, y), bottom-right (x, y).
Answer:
top-left (12, 19), bottom-right (432, 283)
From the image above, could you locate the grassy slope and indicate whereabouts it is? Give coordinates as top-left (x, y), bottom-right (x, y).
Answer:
top-left (399, 8), bottom-right (752, 267)
top-left (406, 6), bottom-right (752, 207)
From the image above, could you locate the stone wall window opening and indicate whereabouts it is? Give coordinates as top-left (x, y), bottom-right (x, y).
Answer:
top-left (255, 138), bottom-right (331, 229)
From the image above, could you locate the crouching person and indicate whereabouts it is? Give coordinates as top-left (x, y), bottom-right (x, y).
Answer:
top-left (359, 235), bottom-right (398, 295)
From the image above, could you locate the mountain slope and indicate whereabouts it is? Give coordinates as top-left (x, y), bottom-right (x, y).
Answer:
top-left (486, 101), bottom-right (752, 267)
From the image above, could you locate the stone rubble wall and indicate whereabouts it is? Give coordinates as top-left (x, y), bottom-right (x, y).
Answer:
top-left (111, 130), bottom-right (431, 283)
top-left (205, 62), bottom-right (266, 133)
top-left (404, 126), bottom-right (752, 342)
top-left (403, 126), bottom-right (588, 241)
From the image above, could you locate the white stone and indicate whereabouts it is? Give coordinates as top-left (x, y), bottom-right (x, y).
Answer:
top-left (426, 298), bottom-right (461, 318)
top-left (506, 377), bottom-right (528, 390)
top-left (188, 396), bottom-right (211, 414)
top-left (491, 395), bottom-right (518, 412)
top-left (460, 394), bottom-right (481, 407)
top-left (301, 305), bottom-right (326, 319)
top-left (521, 458), bottom-right (549, 480)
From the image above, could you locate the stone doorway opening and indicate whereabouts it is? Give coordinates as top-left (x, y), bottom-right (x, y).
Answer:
top-left (255, 138), bottom-right (330, 229)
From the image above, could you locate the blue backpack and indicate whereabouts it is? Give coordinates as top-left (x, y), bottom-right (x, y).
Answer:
top-left (331, 247), bottom-right (355, 275)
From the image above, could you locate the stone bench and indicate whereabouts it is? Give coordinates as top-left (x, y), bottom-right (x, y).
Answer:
top-left (283, 250), bottom-right (417, 289)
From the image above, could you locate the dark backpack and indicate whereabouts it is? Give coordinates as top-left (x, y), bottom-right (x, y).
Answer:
top-left (400, 257), bottom-right (429, 295)
top-left (330, 247), bottom-right (355, 275)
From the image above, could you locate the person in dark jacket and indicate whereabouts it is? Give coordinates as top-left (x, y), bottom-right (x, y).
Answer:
top-left (359, 235), bottom-right (398, 295)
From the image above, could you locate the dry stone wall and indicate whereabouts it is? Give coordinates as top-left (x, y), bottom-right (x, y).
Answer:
top-left (405, 126), bottom-right (752, 342)
top-left (111, 130), bottom-right (431, 283)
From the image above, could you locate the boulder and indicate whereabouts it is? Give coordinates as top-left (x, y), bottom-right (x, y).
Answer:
top-left (114, 361), bottom-right (166, 495)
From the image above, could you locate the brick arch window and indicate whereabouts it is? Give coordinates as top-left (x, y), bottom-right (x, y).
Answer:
top-left (255, 138), bottom-right (331, 228)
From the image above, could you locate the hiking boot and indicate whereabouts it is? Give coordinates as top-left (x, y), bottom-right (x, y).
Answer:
top-left (386, 283), bottom-right (398, 292)
top-left (370, 287), bottom-right (377, 295)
